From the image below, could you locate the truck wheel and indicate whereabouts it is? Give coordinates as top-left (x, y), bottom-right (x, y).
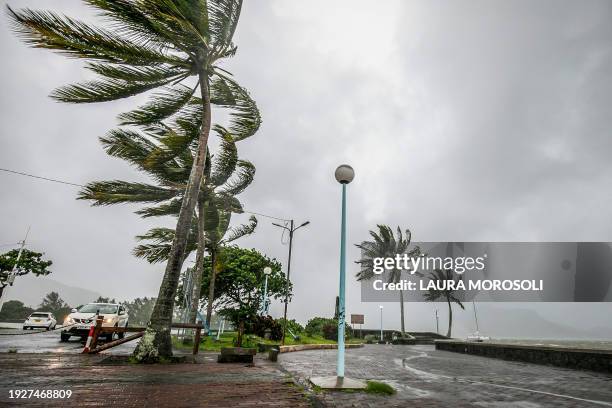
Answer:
top-left (60, 333), bottom-right (70, 342)
top-left (118, 322), bottom-right (126, 339)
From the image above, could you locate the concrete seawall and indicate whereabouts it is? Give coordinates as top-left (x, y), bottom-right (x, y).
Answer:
top-left (435, 340), bottom-right (612, 373)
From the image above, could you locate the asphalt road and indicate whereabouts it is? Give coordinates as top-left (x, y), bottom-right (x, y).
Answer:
top-left (0, 327), bottom-right (137, 354)
top-left (280, 344), bottom-right (612, 408)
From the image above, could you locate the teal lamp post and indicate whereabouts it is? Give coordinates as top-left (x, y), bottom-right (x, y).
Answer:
top-left (261, 266), bottom-right (272, 315)
top-left (310, 165), bottom-right (364, 390)
top-left (334, 164), bottom-right (354, 379)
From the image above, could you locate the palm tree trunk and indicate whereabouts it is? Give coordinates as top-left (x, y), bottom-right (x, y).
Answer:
top-left (133, 67), bottom-right (212, 362)
top-left (399, 289), bottom-right (405, 336)
top-left (188, 201), bottom-right (207, 325)
top-left (446, 296), bottom-right (453, 338)
top-left (205, 247), bottom-right (217, 329)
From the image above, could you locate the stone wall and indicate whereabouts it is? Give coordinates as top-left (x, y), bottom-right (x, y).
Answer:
top-left (435, 340), bottom-right (612, 373)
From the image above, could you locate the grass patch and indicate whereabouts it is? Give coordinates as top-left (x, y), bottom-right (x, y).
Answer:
top-left (365, 381), bottom-right (395, 395)
top-left (172, 331), bottom-right (363, 352)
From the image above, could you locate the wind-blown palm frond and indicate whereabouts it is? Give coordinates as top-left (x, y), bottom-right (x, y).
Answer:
top-left (78, 181), bottom-right (179, 205)
top-left (118, 85), bottom-right (198, 126)
top-left (6, 6), bottom-right (185, 65)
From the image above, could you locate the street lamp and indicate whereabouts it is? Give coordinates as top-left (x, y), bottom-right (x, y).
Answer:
top-left (335, 164), bottom-right (354, 379)
top-left (379, 305), bottom-right (384, 342)
top-left (261, 266), bottom-right (272, 315)
top-left (310, 165), bottom-right (364, 390)
top-left (272, 219), bottom-right (310, 345)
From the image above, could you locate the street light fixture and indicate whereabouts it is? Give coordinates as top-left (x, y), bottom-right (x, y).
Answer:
top-left (261, 266), bottom-right (272, 315)
top-left (272, 219), bottom-right (310, 345)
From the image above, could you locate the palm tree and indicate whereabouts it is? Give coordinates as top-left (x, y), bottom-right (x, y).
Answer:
top-left (355, 225), bottom-right (420, 336)
top-left (136, 206), bottom-right (257, 329)
top-left (423, 269), bottom-right (465, 338)
top-left (8, 0), bottom-right (259, 360)
top-left (79, 119), bottom-right (256, 329)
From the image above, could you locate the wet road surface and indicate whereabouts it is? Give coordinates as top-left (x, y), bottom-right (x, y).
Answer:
top-left (280, 344), bottom-right (612, 407)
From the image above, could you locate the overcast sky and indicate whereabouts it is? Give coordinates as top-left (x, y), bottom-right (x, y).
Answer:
top-left (2, 0), bottom-right (612, 337)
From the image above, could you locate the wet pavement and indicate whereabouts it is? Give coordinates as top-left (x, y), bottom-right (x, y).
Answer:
top-left (0, 327), bottom-right (137, 354)
top-left (280, 344), bottom-right (612, 407)
top-left (0, 353), bottom-right (310, 407)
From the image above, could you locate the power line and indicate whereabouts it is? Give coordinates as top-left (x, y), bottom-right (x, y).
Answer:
top-left (0, 167), bottom-right (291, 222)
top-left (0, 168), bottom-right (84, 187)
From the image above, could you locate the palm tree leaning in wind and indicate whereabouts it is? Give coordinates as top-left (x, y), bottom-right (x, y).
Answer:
top-left (355, 225), bottom-right (420, 336)
top-left (8, 0), bottom-right (259, 361)
top-left (79, 118), bottom-right (257, 329)
top-left (423, 268), bottom-right (465, 338)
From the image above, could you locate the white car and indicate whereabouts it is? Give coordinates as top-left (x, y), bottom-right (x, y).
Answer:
top-left (60, 303), bottom-right (129, 342)
top-left (23, 312), bottom-right (57, 331)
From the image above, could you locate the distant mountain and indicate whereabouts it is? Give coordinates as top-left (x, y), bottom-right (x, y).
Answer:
top-left (3, 275), bottom-right (101, 308)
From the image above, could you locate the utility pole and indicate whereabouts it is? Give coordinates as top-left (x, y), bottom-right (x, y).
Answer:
top-left (272, 220), bottom-right (310, 345)
top-left (0, 227), bottom-right (30, 312)
top-left (435, 308), bottom-right (439, 335)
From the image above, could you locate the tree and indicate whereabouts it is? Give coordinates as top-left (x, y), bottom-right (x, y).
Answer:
top-left (123, 297), bottom-right (156, 326)
top-left (82, 126), bottom-right (257, 329)
top-left (423, 269), bottom-right (465, 337)
top-left (9, 0), bottom-right (260, 361)
top-left (0, 249), bottom-right (52, 299)
top-left (201, 246), bottom-right (288, 346)
top-left (355, 225), bottom-right (420, 336)
top-left (94, 296), bottom-right (117, 303)
top-left (38, 291), bottom-right (71, 319)
top-left (0, 300), bottom-right (33, 320)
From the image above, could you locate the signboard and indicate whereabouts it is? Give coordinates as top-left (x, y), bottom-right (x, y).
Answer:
top-left (351, 314), bottom-right (364, 325)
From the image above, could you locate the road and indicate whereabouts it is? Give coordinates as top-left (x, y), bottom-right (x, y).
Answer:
top-left (0, 327), bottom-right (137, 354)
top-left (280, 344), bottom-right (612, 407)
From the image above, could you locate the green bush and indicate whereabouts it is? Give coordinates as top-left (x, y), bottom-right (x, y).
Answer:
top-left (364, 334), bottom-right (377, 344)
top-left (305, 316), bottom-right (351, 339)
top-left (246, 315), bottom-right (283, 341)
top-left (277, 318), bottom-right (304, 335)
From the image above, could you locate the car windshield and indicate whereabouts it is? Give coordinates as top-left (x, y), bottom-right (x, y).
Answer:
top-left (78, 304), bottom-right (118, 314)
top-left (30, 313), bottom-right (49, 318)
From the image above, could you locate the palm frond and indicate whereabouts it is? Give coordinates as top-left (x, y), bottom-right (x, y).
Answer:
top-left (78, 180), bottom-right (178, 205)
top-left (6, 6), bottom-right (185, 66)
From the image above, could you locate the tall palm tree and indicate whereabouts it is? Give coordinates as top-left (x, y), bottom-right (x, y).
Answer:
top-left (423, 268), bottom-right (465, 337)
top-left (355, 225), bottom-right (420, 336)
top-left (8, 0), bottom-right (259, 360)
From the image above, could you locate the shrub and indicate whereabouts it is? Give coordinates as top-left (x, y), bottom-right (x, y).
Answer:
top-left (364, 334), bottom-right (377, 344)
top-left (305, 316), bottom-right (351, 339)
top-left (246, 315), bottom-right (283, 341)
top-left (277, 318), bottom-right (304, 335)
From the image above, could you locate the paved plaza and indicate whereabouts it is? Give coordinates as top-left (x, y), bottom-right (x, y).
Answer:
top-left (280, 344), bottom-right (612, 407)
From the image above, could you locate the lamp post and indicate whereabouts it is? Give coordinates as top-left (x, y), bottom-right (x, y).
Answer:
top-left (335, 164), bottom-right (354, 379)
top-left (272, 219), bottom-right (310, 345)
top-left (261, 266), bottom-right (272, 315)
top-left (379, 305), bottom-right (384, 342)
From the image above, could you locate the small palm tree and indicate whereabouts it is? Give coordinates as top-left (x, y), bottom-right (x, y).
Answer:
top-left (79, 120), bottom-right (256, 328)
top-left (355, 225), bottom-right (420, 336)
top-left (423, 269), bottom-right (465, 338)
top-left (9, 0), bottom-right (259, 361)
